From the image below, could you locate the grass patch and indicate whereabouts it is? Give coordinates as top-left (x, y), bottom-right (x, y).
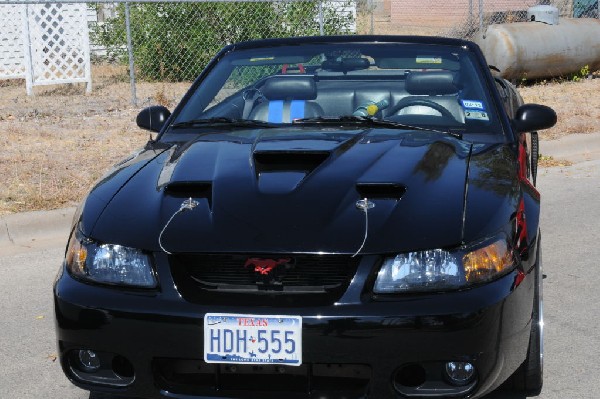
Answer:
top-left (538, 155), bottom-right (573, 168)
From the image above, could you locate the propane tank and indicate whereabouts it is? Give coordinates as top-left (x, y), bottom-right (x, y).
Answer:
top-left (474, 18), bottom-right (600, 80)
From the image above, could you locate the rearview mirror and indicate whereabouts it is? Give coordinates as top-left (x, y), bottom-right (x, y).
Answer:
top-left (321, 57), bottom-right (370, 72)
top-left (136, 106), bottom-right (171, 133)
top-left (514, 104), bottom-right (557, 133)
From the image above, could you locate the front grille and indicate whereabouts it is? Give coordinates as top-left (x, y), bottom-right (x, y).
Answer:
top-left (153, 358), bottom-right (371, 398)
top-left (169, 254), bottom-right (359, 306)
top-left (184, 254), bottom-right (355, 289)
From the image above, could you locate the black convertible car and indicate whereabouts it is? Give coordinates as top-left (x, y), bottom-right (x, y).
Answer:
top-left (54, 36), bottom-right (556, 399)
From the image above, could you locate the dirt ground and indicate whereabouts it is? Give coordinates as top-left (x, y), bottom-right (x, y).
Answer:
top-left (0, 64), bottom-right (598, 215)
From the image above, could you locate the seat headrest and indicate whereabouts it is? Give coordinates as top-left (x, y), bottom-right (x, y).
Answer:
top-left (261, 76), bottom-right (317, 100)
top-left (405, 72), bottom-right (458, 95)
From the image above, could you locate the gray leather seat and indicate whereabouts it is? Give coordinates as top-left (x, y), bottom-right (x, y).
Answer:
top-left (250, 76), bottom-right (324, 123)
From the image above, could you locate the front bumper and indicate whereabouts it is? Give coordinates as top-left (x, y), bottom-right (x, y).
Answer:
top-left (54, 254), bottom-right (534, 399)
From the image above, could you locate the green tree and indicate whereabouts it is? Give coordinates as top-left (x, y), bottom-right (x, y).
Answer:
top-left (92, 1), bottom-right (356, 82)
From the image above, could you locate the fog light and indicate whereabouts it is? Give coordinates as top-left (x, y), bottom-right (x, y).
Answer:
top-left (78, 349), bottom-right (101, 372)
top-left (445, 362), bottom-right (475, 385)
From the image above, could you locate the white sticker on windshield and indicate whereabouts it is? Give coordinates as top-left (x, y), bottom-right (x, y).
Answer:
top-left (416, 56), bottom-right (442, 64)
top-left (461, 100), bottom-right (485, 110)
top-left (464, 109), bottom-right (489, 121)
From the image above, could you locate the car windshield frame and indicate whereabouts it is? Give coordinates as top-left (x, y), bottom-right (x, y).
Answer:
top-left (164, 39), bottom-right (508, 142)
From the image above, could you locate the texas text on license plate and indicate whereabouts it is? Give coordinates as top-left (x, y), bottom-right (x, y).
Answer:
top-left (204, 313), bottom-right (302, 366)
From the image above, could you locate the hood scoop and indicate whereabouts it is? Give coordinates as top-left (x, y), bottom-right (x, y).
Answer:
top-left (254, 151), bottom-right (330, 174)
top-left (254, 151), bottom-right (330, 194)
top-left (164, 181), bottom-right (212, 205)
top-left (356, 183), bottom-right (407, 200)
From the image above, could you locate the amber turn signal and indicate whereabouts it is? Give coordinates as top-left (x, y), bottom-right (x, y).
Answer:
top-left (463, 240), bottom-right (513, 283)
top-left (66, 234), bottom-right (87, 274)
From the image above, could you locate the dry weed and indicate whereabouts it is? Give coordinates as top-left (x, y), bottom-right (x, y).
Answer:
top-left (153, 84), bottom-right (173, 108)
top-left (538, 155), bottom-right (573, 168)
top-left (519, 77), bottom-right (600, 139)
top-left (0, 64), bottom-right (189, 215)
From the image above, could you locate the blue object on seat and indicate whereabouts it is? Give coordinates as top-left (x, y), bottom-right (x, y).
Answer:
top-left (267, 100), bottom-right (306, 123)
top-left (290, 100), bottom-right (305, 120)
top-left (268, 100), bottom-right (284, 123)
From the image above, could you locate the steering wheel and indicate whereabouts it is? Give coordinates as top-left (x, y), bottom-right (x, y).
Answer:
top-left (387, 98), bottom-right (456, 121)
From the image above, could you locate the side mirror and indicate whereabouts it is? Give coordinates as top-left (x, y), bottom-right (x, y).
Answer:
top-left (514, 104), bottom-right (557, 133)
top-left (136, 106), bottom-right (171, 133)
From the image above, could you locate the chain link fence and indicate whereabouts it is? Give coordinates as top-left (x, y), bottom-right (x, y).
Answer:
top-left (1, 0), bottom-right (598, 102)
top-left (90, 0), bottom-right (360, 83)
top-left (369, 0), bottom-right (598, 38)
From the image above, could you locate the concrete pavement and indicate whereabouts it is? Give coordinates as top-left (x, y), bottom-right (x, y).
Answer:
top-left (540, 132), bottom-right (600, 163)
top-left (0, 207), bottom-right (75, 256)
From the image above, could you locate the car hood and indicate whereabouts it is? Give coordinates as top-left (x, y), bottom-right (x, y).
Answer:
top-left (84, 128), bottom-right (478, 254)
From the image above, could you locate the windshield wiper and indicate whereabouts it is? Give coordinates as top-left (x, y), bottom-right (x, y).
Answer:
top-left (293, 116), bottom-right (463, 139)
top-left (171, 117), bottom-right (279, 129)
top-left (293, 116), bottom-right (369, 125)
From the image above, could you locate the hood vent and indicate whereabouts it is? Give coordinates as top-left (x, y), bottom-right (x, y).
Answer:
top-left (254, 151), bottom-right (330, 174)
top-left (164, 181), bottom-right (212, 204)
top-left (356, 183), bottom-right (406, 200)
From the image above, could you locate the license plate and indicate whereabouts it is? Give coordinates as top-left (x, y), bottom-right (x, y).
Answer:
top-left (204, 313), bottom-right (302, 366)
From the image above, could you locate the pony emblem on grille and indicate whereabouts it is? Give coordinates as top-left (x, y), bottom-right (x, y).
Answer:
top-left (244, 258), bottom-right (291, 275)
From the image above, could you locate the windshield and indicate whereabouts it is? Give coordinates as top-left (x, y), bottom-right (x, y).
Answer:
top-left (173, 42), bottom-right (503, 136)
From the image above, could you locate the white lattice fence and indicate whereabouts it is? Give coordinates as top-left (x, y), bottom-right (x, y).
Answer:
top-left (0, 2), bottom-right (91, 94)
top-left (24, 2), bottom-right (91, 93)
top-left (0, 4), bottom-right (26, 79)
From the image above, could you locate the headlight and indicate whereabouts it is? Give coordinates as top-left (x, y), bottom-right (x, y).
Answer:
top-left (374, 240), bottom-right (514, 293)
top-left (66, 231), bottom-right (157, 288)
top-left (374, 250), bottom-right (462, 293)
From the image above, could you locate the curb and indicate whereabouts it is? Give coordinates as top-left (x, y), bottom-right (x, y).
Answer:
top-left (0, 207), bottom-right (76, 250)
top-left (540, 132), bottom-right (600, 163)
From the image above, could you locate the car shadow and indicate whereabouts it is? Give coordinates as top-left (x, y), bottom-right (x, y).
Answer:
top-left (89, 394), bottom-right (112, 399)
top-left (89, 393), bottom-right (133, 399)
top-left (482, 381), bottom-right (529, 399)
top-left (484, 391), bottom-right (528, 399)
top-left (89, 389), bottom-right (530, 399)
